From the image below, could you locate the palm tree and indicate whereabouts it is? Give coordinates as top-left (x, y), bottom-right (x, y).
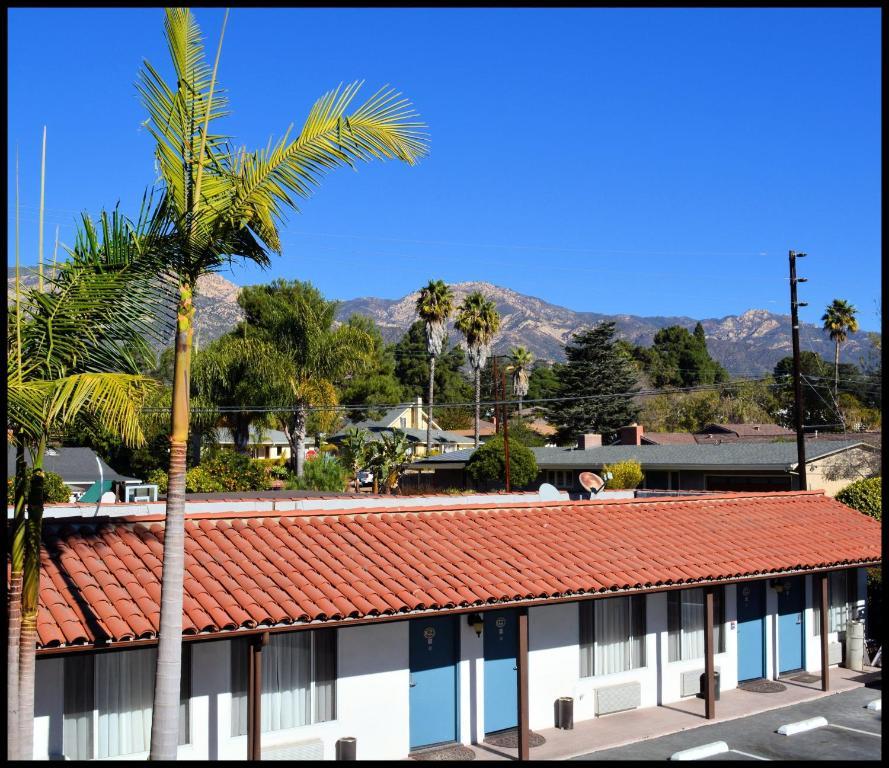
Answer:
top-left (340, 427), bottom-right (371, 492)
top-left (7, 206), bottom-right (166, 759)
top-left (822, 299), bottom-right (859, 395)
top-left (454, 292), bottom-right (501, 447)
top-left (507, 346), bottom-right (534, 417)
top-left (415, 280), bottom-right (454, 454)
top-left (137, 9), bottom-right (426, 754)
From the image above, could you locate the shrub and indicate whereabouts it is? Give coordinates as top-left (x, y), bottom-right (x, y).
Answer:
top-left (146, 468), bottom-right (169, 494)
top-left (289, 454), bottom-right (348, 492)
top-left (145, 450), bottom-right (272, 494)
top-left (603, 460), bottom-right (643, 490)
top-left (8, 469), bottom-right (71, 504)
top-left (466, 436), bottom-right (538, 489)
top-left (835, 476), bottom-right (881, 521)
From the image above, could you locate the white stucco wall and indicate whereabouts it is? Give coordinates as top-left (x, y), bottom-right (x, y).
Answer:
top-left (30, 569), bottom-right (869, 760)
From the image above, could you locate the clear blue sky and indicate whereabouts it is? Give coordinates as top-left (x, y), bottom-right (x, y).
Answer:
top-left (7, 8), bottom-right (882, 331)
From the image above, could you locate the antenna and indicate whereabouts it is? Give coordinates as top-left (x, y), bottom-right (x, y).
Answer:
top-left (537, 483), bottom-right (562, 501)
top-left (579, 471), bottom-right (612, 498)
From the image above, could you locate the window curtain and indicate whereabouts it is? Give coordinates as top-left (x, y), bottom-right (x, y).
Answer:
top-left (668, 588), bottom-right (724, 661)
top-left (313, 629), bottom-right (337, 723)
top-left (96, 647), bottom-right (155, 758)
top-left (63, 654), bottom-right (95, 760)
top-left (262, 632), bottom-right (312, 732)
top-left (828, 570), bottom-right (857, 633)
top-left (579, 602), bottom-right (595, 677)
top-left (231, 637), bottom-right (249, 737)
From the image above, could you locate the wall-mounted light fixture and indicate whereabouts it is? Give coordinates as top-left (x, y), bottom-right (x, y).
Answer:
top-left (467, 612), bottom-right (483, 637)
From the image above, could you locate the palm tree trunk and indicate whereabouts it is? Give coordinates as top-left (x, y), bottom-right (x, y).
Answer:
top-left (834, 340), bottom-right (840, 396)
top-left (150, 283), bottom-right (194, 760)
top-left (294, 403), bottom-right (308, 478)
top-left (474, 367), bottom-right (481, 448)
top-left (19, 437), bottom-right (46, 760)
top-left (8, 442), bottom-right (27, 759)
top-left (426, 355), bottom-right (436, 455)
top-left (233, 415), bottom-right (251, 456)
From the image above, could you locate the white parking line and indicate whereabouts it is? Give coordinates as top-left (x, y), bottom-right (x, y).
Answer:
top-left (827, 723), bottom-right (881, 738)
top-left (729, 749), bottom-right (771, 760)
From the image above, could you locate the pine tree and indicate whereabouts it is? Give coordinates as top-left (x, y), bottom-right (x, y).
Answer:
top-left (545, 322), bottom-right (641, 444)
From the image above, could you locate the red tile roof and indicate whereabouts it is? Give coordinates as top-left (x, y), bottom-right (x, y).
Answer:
top-left (30, 491), bottom-right (880, 650)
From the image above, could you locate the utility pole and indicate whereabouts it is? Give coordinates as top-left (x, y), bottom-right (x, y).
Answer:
top-left (502, 365), bottom-right (511, 492)
top-left (789, 250), bottom-right (808, 490)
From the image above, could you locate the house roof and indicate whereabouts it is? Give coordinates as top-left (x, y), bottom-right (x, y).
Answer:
top-left (6, 446), bottom-right (139, 485)
top-left (329, 424), bottom-right (472, 446)
top-left (30, 490), bottom-right (880, 650)
top-left (641, 432), bottom-right (699, 445)
top-left (412, 440), bottom-right (871, 469)
top-left (215, 427), bottom-right (291, 445)
top-left (701, 423), bottom-right (796, 438)
top-left (452, 419), bottom-right (497, 438)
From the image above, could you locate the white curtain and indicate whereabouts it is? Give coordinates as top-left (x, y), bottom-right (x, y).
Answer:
top-left (829, 571), bottom-right (849, 632)
top-left (313, 629), bottom-right (337, 722)
top-left (96, 647), bottom-right (155, 758)
top-left (595, 598), bottom-right (631, 675)
top-left (63, 654), bottom-right (94, 759)
top-left (231, 638), bottom-right (249, 737)
top-left (262, 633), bottom-right (311, 732)
top-left (679, 589), bottom-right (706, 661)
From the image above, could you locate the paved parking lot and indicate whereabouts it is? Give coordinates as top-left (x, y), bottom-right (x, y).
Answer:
top-left (574, 682), bottom-right (881, 761)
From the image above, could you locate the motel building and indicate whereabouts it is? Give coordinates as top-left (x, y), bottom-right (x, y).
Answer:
top-left (28, 490), bottom-right (879, 760)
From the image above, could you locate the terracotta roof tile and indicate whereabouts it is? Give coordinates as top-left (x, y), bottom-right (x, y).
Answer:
top-left (27, 491), bottom-right (881, 649)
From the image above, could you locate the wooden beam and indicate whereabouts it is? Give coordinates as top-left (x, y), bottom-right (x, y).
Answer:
top-left (517, 607), bottom-right (530, 760)
top-left (820, 573), bottom-right (830, 691)
top-left (248, 632), bottom-right (269, 759)
top-left (703, 587), bottom-right (716, 719)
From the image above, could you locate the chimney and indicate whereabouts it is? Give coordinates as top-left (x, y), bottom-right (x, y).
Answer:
top-left (413, 396), bottom-right (423, 429)
top-left (619, 423), bottom-right (644, 446)
top-left (577, 433), bottom-right (602, 450)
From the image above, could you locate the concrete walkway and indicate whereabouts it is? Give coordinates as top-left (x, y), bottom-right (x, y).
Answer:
top-left (466, 666), bottom-right (881, 761)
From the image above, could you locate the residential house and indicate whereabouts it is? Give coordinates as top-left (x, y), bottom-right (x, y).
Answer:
top-left (28, 491), bottom-right (879, 760)
top-left (215, 427), bottom-right (300, 461)
top-left (5, 445), bottom-right (146, 503)
top-left (329, 397), bottom-right (475, 457)
top-left (409, 436), bottom-right (877, 496)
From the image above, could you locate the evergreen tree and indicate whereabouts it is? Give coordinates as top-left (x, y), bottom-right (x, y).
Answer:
top-left (393, 320), bottom-right (474, 429)
top-left (647, 324), bottom-right (728, 387)
top-left (527, 362), bottom-right (561, 403)
top-left (337, 315), bottom-right (403, 422)
top-left (545, 322), bottom-right (641, 444)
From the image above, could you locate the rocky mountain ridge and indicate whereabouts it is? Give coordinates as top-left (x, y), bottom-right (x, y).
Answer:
top-left (8, 269), bottom-right (878, 375)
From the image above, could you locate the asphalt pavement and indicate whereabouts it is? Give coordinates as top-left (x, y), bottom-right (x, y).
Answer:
top-left (573, 680), bottom-right (881, 761)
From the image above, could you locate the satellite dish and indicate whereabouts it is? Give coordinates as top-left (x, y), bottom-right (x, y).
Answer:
top-left (579, 471), bottom-right (606, 496)
top-left (537, 483), bottom-right (562, 501)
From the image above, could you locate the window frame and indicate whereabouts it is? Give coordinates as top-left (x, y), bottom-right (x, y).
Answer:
top-left (667, 586), bottom-right (726, 662)
top-left (579, 594), bottom-right (647, 678)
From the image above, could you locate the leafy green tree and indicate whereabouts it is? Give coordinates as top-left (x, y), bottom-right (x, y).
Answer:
top-left (367, 429), bottom-right (413, 493)
top-left (773, 352), bottom-right (838, 430)
top-left (466, 435), bottom-right (538, 489)
top-left (602, 460), bottom-right (644, 489)
top-left (545, 323), bottom-right (641, 445)
top-left (147, 450), bottom-right (272, 493)
top-left (238, 280), bottom-right (370, 476)
top-left (337, 315), bottom-right (403, 422)
top-left (504, 417), bottom-right (547, 447)
top-left (135, 8), bottom-right (427, 755)
top-left (6, 470), bottom-right (70, 504)
top-left (526, 362), bottom-right (561, 404)
top-left (393, 320), bottom-right (474, 429)
top-left (290, 453), bottom-right (348, 492)
top-left (339, 427), bottom-right (371, 491)
top-left (836, 476), bottom-right (881, 521)
top-left (822, 299), bottom-right (859, 395)
top-left (646, 324), bottom-right (728, 387)
top-left (416, 280), bottom-right (455, 452)
top-left (455, 292), bottom-right (501, 447)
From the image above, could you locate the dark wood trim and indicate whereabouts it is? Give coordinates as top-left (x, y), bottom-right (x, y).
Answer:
top-left (703, 587), bottom-right (716, 719)
top-left (517, 607), bottom-right (530, 761)
top-left (248, 632), bottom-right (269, 760)
top-left (820, 574), bottom-right (830, 691)
top-left (36, 563), bottom-right (878, 656)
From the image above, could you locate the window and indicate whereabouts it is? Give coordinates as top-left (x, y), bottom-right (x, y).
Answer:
top-left (814, 570), bottom-right (859, 634)
top-left (399, 417), bottom-right (407, 428)
top-left (668, 587), bottom-right (725, 662)
top-left (580, 596), bottom-right (646, 677)
top-left (62, 645), bottom-right (190, 759)
top-left (231, 629), bottom-right (337, 737)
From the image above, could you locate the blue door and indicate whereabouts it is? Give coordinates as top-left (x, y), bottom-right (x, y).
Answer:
top-left (409, 616), bottom-right (458, 749)
top-left (484, 609), bottom-right (518, 734)
top-left (737, 581), bottom-right (766, 681)
top-left (777, 576), bottom-right (804, 673)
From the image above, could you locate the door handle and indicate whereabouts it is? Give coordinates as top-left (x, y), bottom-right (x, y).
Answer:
top-left (409, 676), bottom-right (416, 688)
top-left (513, 666), bottom-right (518, 671)
top-left (796, 615), bottom-right (802, 625)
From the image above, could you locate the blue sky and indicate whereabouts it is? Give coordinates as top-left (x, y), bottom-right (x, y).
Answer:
top-left (7, 8), bottom-right (882, 331)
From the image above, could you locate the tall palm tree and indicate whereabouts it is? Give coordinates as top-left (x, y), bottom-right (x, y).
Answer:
top-left (455, 292), bottom-right (501, 447)
top-left (137, 8), bottom-right (426, 751)
top-left (415, 280), bottom-right (454, 454)
top-left (507, 346), bottom-right (534, 417)
top-left (821, 299), bottom-right (859, 395)
top-left (7, 206), bottom-right (167, 759)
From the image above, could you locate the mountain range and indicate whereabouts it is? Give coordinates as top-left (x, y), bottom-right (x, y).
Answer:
top-left (8, 269), bottom-right (878, 376)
